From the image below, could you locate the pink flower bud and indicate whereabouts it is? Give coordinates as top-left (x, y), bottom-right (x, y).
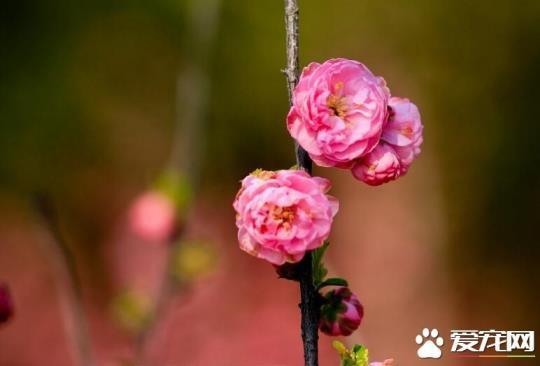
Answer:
top-left (233, 169), bottom-right (339, 265)
top-left (129, 191), bottom-right (176, 242)
top-left (319, 287), bottom-right (364, 336)
top-left (0, 283), bottom-right (14, 325)
top-left (287, 58), bottom-right (390, 168)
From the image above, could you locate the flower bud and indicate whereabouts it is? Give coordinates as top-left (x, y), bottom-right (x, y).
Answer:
top-left (319, 287), bottom-right (363, 336)
top-left (0, 283), bottom-right (14, 325)
top-left (129, 190), bottom-right (177, 242)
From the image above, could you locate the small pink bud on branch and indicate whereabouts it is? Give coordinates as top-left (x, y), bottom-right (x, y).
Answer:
top-left (319, 287), bottom-right (364, 336)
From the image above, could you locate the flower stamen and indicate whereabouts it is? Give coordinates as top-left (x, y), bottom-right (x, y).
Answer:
top-left (327, 95), bottom-right (348, 118)
top-left (272, 205), bottom-right (295, 230)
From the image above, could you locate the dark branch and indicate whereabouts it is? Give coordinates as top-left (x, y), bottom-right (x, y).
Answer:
top-left (283, 1), bottom-right (319, 365)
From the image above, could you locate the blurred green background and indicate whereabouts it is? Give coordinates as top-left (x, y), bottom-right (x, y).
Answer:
top-left (1, 0), bottom-right (539, 365)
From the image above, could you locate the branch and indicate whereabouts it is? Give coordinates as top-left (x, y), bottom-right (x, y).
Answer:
top-left (283, 1), bottom-right (319, 365)
top-left (135, 1), bottom-right (222, 364)
top-left (283, 0), bottom-right (299, 106)
top-left (33, 195), bottom-right (95, 366)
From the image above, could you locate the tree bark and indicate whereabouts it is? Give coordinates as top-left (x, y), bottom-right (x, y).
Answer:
top-left (283, 1), bottom-right (319, 365)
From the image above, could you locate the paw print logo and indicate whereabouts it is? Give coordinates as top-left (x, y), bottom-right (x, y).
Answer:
top-left (416, 328), bottom-right (444, 359)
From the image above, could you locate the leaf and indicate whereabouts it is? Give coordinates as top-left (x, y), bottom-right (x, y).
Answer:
top-left (332, 341), bottom-right (370, 366)
top-left (170, 240), bottom-right (216, 281)
top-left (154, 169), bottom-right (193, 212)
top-left (353, 344), bottom-right (369, 366)
top-left (317, 277), bottom-right (349, 290)
top-left (332, 340), bottom-right (348, 356)
top-left (312, 241), bottom-right (330, 286)
top-left (110, 290), bottom-right (152, 333)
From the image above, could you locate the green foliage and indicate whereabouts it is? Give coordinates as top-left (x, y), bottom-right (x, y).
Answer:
top-left (333, 341), bottom-right (369, 366)
top-left (110, 290), bottom-right (152, 333)
top-left (154, 169), bottom-right (193, 212)
top-left (170, 240), bottom-right (216, 281)
top-left (312, 241), bottom-right (329, 286)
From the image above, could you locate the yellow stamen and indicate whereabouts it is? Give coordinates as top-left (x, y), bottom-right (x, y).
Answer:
top-left (327, 95), bottom-right (348, 118)
top-left (251, 168), bottom-right (276, 180)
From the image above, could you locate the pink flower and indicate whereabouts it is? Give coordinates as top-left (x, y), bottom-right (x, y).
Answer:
top-left (129, 191), bottom-right (176, 242)
top-left (383, 97), bottom-right (423, 151)
top-left (0, 283), bottom-right (13, 325)
top-left (287, 58), bottom-right (390, 168)
top-left (351, 97), bottom-right (423, 185)
top-left (370, 360), bottom-right (395, 366)
top-left (319, 287), bottom-right (364, 336)
top-left (350, 143), bottom-right (402, 186)
top-left (382, 97), bottom-right (423, 170)
top-left (233, 169), bottom-right (338, 265)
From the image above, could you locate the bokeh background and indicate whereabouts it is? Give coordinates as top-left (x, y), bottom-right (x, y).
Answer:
top-left (1, 0), bottom-right (539, 365)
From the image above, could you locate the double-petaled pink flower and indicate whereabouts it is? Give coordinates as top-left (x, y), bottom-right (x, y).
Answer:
top-left (352, 97), bottom-right (423, 185)
top-left (319, 287), bottom-right (364, 336)
top-left (287, 58), bottom-right (390, 168)
top-left (233, 169), bottom-right (338, 265)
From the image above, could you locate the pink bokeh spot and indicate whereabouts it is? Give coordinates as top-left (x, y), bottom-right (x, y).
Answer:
top-left (128, 191), bottom-right (176, 242)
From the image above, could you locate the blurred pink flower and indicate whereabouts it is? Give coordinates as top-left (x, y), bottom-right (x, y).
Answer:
top-left (370, 359), bottom-right (395, 366)
top-left (319, 287), bottom-right (363, 336)
top-left (129, 191), bottom-right (176, 242)
top-left (287, 58), bottom-right (390, 168)
top-left (0, 283), bottom-right (13, 325)
top-left (233, 169), bottom-right (338, 265)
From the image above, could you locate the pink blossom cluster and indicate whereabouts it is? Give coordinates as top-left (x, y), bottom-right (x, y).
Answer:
top-left (233, 58), bottom-right (423, 347)
top-left (287, 58), bottom-right (423, 185)
top-left (233, 169), bottom-right (338, 265)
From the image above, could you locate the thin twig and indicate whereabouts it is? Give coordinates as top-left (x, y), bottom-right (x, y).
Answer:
top-left (283, 1), bottom-right (319, 365)
top-left (33, 195), bottom-right (95, 366)
top-left (135, 1), bottom-right (221, 364)
top-left (134, 244), bottom-right (176, 366)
